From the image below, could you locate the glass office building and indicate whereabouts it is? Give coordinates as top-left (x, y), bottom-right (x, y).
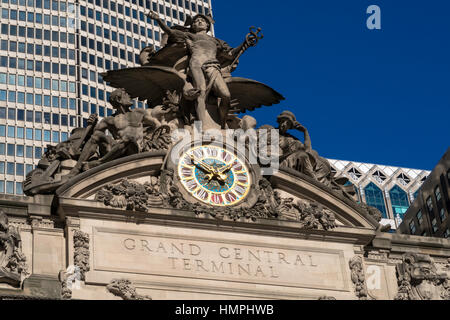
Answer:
top-left (328, 158), bottom-right (431, 229)
top-left (0, 0), bottom-right (212, 195)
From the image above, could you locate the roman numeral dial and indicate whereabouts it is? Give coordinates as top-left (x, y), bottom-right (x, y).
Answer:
top-left (177, 145), bottom-right (251, 207)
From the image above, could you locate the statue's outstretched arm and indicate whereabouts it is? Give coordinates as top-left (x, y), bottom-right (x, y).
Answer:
top-left (147, 11), bottom-right (173, 35)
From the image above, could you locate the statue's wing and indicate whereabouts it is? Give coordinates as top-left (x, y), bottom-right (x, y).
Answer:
top-left (101, 66), bottom-right (186, 107)
top-left (148, 44), bottom-right (189, 69)
top-left (226, 77), bottom-right (285, 113)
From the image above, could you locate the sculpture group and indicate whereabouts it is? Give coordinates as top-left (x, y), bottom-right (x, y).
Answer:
top-left (23, 12), bottom-right (379, 224)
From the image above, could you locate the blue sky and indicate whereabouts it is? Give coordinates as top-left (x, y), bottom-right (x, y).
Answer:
top-left (211, 0), bottom-right (450, 170)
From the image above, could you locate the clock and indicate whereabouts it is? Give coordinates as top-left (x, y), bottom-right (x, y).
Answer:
top-left (176, 144), bottom-right (252, 207)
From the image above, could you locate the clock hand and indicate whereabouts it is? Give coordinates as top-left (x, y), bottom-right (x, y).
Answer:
top-left (190, 155), bottom-right (213, 174)
top-left (200, 160), bottom-right (216, 173)
top-left (218, 162), bottom-right (234, 174)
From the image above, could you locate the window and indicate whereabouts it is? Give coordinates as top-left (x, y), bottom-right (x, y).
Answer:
top-left (26, 164), bottom-right (33, 175)
top-left (52, 96), bottom-right (59, 108)
top-left (61, 115), bottom-right (68, 126)
top-left (347, 168), bottom-right (362, 181)
top-left (44, 95), bottom-right (51, 107)
top-left (7, 144), bottom-right (14, 156)
top-left (8, 108), bottom-right (15, 120)
top-left (7, 126), bottom-right (15, 138)
top-left (52, 131), bottom-right (59, 143)
top-left (416, 210), bottom-right (423, 225)
top-left (364, 182), bottom-right (388, 218)
top-left (6, 181), bottom-right (14, 194)
top-left (431, 218), bottom-right (438, 233)
top-left (35, 147), bottom-right (42, 159)
top-left (426, 196), bottom-right (434, 215)
top-left (35, 129), bottom-right (42, 141)
top-left (52, 113), bottom-right (59, 125)
top-left (26, 146), bottom-right (33, 158)
top-left (26, 128), bottom-right (33, 140)
top-left (17, 127), bottom-right (24, 139)
top-left (444, 229), bottom-right (450, 239)
top-left (7, 162), bottom-right (14, 175)
top-left (434, 186), bottom-right (441, 202)
top-left (17, 109), bottom-right (24, 121)
top-left (389, 185), bottom-right (409, 220)
top-left (35, 111), bottom-right (42, 123)
top-left (16, 163), bottom-right (24, 176)
top-left (409, 220), bottom-right (416, 234)
top-left (16, 145), bottom-right (24, 157)
top-left (439, 208), bottom-right (446, 222)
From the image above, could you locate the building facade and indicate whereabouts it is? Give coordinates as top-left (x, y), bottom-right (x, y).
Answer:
top-left (0, 5), bottom-right (449, 299)
top-left (397, 148), bottom-right (450, 238)
top-left (328, 159), bottom-right (430, 229)
top-left (0, 0), bottom-right (213, 195)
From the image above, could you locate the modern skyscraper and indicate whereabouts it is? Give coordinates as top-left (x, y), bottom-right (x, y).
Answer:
top-left (328, 159), bottom-right (430, 229)
top-left (397, 148), bottom-right (450, 238)
top-left (0, 0), bottom-right (213, 195)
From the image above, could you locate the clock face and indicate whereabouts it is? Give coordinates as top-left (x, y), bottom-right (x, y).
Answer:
top-left (177, 145), bottom-right (251, 206)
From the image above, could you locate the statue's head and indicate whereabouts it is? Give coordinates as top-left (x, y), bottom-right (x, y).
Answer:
top-left (109, 88), bottom-right (133, 113)
top-left (189, 14), bottom-right (214, 33)
top-left (277, 110), bottom-right (297, 133)
top-left (139, 46), bottom-right (156, 66)
top-left (241, 115), bottom-right (257, 131)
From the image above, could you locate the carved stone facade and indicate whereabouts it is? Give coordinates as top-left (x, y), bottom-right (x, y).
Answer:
top-left (95, 178), bottom-right (164, 212)
top-left (0, 12), bottom-right (447, 301)
top-left (349, 256), bottom-right (370, 300)
top-left (0, 210), bottom-right (29, 287)
top-left (106, 279), bottom-right (151, 300)
top-left (94, 174), bottom-right (336, 230)
top-left (395, 253), bottom-right (450, 300)
top-left (73, 230), bottom-right (90, 281)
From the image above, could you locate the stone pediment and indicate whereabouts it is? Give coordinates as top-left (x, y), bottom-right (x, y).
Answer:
top-left (55, 151), bottom-right (379, 231)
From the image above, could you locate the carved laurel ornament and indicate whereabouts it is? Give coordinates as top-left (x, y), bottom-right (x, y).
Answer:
top-left (73, 230), bottom-right (90, 281)
top-left (395, 253), bottom-right (450, 300)
top-left (349, 256), bottom-right (371, 300)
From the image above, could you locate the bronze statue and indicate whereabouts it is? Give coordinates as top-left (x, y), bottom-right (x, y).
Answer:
top-left (101, 15), bottom-right (283, 131)
top-left (69, 88), bottom-right (165, 174)
top-left (277, 110), bottom-right (332, 184)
